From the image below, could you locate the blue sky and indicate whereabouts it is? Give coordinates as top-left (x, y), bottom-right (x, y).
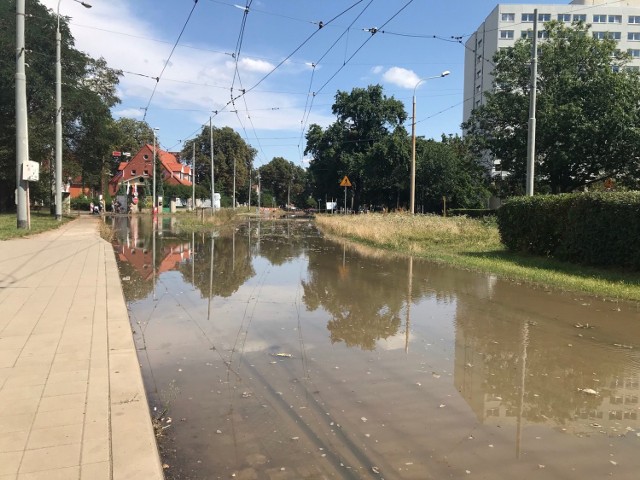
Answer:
top-left (41, 0), bottom-right (564, 166)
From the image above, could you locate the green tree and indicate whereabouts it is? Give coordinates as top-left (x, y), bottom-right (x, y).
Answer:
top-left (305, 85), bottom-right (407, 209)
top-left (0, 0), bottom-right (121, 210)
top-left (181, 126), bottom-right (256, 204)
top-left (463, 21), bottom-right (640, 194)
top-left (258, 157), bottom-right (306, 207)
top-left (415, 135), bottom-right (489, 213)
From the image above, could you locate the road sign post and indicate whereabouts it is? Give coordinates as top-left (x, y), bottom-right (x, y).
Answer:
top-left (339, 176), bottom-right (351, 214)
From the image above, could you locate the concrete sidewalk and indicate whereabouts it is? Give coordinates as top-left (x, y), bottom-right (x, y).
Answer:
top-left (0, 217), bottom-right (164, 480)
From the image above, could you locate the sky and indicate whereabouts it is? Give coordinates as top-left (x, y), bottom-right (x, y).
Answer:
top-left (39, 0), bottom-right (565, 167)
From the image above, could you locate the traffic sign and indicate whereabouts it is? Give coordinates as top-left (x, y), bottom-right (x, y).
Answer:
top-left (339, 176), bottom-right (352, 187)
top-left (112, 151), bottom-right (122, 157)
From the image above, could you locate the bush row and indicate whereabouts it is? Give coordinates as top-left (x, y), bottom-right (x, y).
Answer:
top-left (497, 192), bottom-right (640, 270)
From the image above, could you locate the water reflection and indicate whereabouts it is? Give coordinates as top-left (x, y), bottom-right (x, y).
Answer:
top-left (111, 218), bottom-right (640, 479)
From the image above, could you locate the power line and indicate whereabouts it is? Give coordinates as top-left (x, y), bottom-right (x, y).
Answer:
top-left (142, 0), bottom-right (200, 121)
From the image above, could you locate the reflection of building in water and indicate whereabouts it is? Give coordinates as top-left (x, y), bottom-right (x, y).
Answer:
top-left (453, 276), bottom-right (640, 437)
top-left (114, 242), bottom-right (191, 281)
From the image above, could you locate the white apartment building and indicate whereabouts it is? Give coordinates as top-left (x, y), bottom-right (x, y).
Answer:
top-left (463, 0), bottom-right (640, 125)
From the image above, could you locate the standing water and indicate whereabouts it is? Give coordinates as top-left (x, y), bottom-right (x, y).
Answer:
top-left (110, 216), bottom-right (640, 480)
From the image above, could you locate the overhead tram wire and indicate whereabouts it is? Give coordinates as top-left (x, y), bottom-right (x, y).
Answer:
top-left (297, 0), bottom-right (376, 161)
top-left (142, 0), bottom-right (200, 121)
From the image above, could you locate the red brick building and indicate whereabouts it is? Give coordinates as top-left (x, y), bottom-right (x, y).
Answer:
top-left (108, 144), bottom-right (192, 197)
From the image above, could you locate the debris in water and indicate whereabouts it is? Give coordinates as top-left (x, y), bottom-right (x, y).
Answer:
top-left (241, 392), bottom-right (252, 398)
top-left (162, 464), bottom-right (170, 469)
top-left (432, 372), bottom-right (441, 379)
top-left (439, 404), bottom-right (446, 408)
top-left (216, 429), bottom-right (222, 434)
top-left (275, 353), bottom-right (293, 357)
top-left (361, 417), bottom-right (368, 422)
top-left (538, 465), bottom-right (545, 469)
top-left (371, 466), bottom-right (380, 474)
top-left (613, 343), bottom-right (633, 349)
top-left (610, 460), bottom-right (617, 466)
top-left (574, 323), bottom-right (594, 329)
top-left (578, 388), bottom-right (599, 395)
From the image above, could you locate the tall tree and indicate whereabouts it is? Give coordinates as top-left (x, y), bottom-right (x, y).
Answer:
top-left (181, 125), bottom-right (256, 203)
top-left (0, 0), bottom-right (121, 209)
top-left (306, 85), bottom-right (407, 209)
top-left (258, 157), bottom-right (306, 207)
top-left (463, 20), bottom-right (640, 194)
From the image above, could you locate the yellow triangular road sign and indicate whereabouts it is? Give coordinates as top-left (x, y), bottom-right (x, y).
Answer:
top-left (339, 176), bottom-right (352, 187)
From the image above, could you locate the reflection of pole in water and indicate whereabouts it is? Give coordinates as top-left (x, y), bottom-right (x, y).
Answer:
top-left (516, 321), bottom-right (529, 458)
top-left (191, 231), bottom-right (195, 284)
top-left (152, 218), bottom-right (156, 300)
top-left (405, 256), bottom-right (413, 354)
top-left (207, 234), bottom-right (215, 321)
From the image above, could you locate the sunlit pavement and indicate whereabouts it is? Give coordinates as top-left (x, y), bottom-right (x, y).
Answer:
top-left (0, 217), bottom-right (163, 479)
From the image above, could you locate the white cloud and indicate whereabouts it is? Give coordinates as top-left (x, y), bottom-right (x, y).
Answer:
top-left (381, 67), bottom-right (421, 89)
top-left (239, 57), bottom-right (275, 73)
top-left (114, 108), bottom-right (145, 119)
top-left (371, 65), bottom-right (384, 75)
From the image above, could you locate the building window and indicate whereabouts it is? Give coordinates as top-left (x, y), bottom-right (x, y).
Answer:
top-left (593, 14), bottom-right (607, 23)
top-left (476, 85), bottom-right (481, 93)
top-left (538, 13), bottom-right (551, 22)
top-left (595, 31), bottom-right (621, 40)
top-left (538, 30), bottom-right (548, 39)
top-left (143, 154), bottom-right (149, 160)
top-left (500, 30), bottom-right (514, 39)
top-left (131, 170), bottom-right (136, 175)
top-left (475, 100), bottom-right (481, 107)
top-left (521, 30), bottom-right (534, 39)
top-left (609, 15), bottom-right (622, 24)
top-left (558, 13), bottom-right (571, 22)
top-left (476, 70), bottom-right (481, 78)
top-left (477, 54), bottom-right (482, 62)
top-left (144, 170), bottom-right (149, 175)
top-left (501, 12), bottom-right (514, 22)
top-left (522, 13), bottom-right (535, 22)
top-left (628, 49), bottom-right (640, 58)
top-left (477, 38), bottom-right (483, 47)
top-left (630, 15), bottom-right (640, 24)
top-left (629, 32), bottom-right (640, 41)
top-left (574, 14), bottom-right (587, 22)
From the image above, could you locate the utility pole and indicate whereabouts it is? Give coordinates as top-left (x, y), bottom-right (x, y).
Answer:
top-left (191, 140), bottom-right (195, 211)
top-left (233, 156), bottom-right (236, 209)
top-left (248, 167), bottom-right (252, 211)
top-left (210, 117), bottom-right (215, 211)
top-left (526, 9), bottom-right (539, 196)
top-left (15, 0), bottom-right (29, 229)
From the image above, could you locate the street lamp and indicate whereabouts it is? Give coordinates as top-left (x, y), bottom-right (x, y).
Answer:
top-left (152, 128), bottom-right (159, 213)
top-left (410, 70), bottom-right (450, 214)
top-left (56, 0), bottom-right (91, 221)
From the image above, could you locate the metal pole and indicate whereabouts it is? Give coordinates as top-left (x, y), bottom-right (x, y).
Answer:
top-left (16, 0), bottom-right (29, 228)
top-left (233, 156), bottom-right (236, 209)
top-left (152, 130), bottom-right (157, 212)
top-left (526, 9), bottom-right (538, 197)
top-left (344, 186), bottom-right (347, 214)
top-left (55, 1), bottom-right (91, 221)
top-left (410, 91), bottom-right (417, 215)
top-left (248, 167), bottom-right (252, 211)
top-left (55, 5), bottom-right (62, 220)
top-left (210, 117), bottom-right (214, 212)
top-left (191, 140), bottom-right (195, 211)
top-left (257, 172), bottom-right (261, 211)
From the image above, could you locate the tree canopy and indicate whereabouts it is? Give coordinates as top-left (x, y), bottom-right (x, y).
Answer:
top-left (180, 125), bottom-right (256, 205)
top-left (463, 20), bottom-right (640, 194)
top-left (257, 157), bottom-right (307, 207)
top-left (0, 0), bottom-right (122, 209)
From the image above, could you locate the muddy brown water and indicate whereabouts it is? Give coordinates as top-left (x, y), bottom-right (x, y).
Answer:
top-left (110, 216), bottom-right (640, 480)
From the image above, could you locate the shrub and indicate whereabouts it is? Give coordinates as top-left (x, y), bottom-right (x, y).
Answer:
top-left (498, 192), bottom-right (640, 269)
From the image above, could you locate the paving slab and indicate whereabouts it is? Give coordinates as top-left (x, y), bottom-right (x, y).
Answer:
top-left (0, 217), bottom-right (164, 480)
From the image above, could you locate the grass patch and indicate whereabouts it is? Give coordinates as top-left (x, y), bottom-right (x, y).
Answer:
top-left (171, 208), bottom-right (243, 233)
top-left (315, 213), bottom-right (640, 302)
top-left (0, 212), bottom-right (72, 240)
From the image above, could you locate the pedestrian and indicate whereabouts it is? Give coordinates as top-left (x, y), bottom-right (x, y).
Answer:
top-left (89, 201), bottom-right (94, 214)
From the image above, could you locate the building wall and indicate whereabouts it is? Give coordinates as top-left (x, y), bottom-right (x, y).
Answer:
top-left (463, 1), bottom-right (640, 127)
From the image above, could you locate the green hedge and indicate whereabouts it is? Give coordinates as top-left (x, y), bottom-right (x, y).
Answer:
top-left (497, 192), bottom-right (640, 269)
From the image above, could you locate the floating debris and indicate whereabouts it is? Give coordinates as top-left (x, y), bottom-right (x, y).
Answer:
top-left (613, 343), bottom-right (633, 349)
top-left (574, 323), bottom-right (594, 329)
top-left (361, 417), bottom-right (368, 422)
top-left (371, 466), bottom-right (380, 474)
top-left (578, 388), bottom-right (599, 396)
top-left (275, 352), bottom-right (293, 357)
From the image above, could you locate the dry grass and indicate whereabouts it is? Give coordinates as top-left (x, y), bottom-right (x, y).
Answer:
top-left (316, 213), bottom-right (501, 256)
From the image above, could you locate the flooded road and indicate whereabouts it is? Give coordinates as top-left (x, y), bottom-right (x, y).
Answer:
top-left (110, 216), bottom-right (640, 480)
